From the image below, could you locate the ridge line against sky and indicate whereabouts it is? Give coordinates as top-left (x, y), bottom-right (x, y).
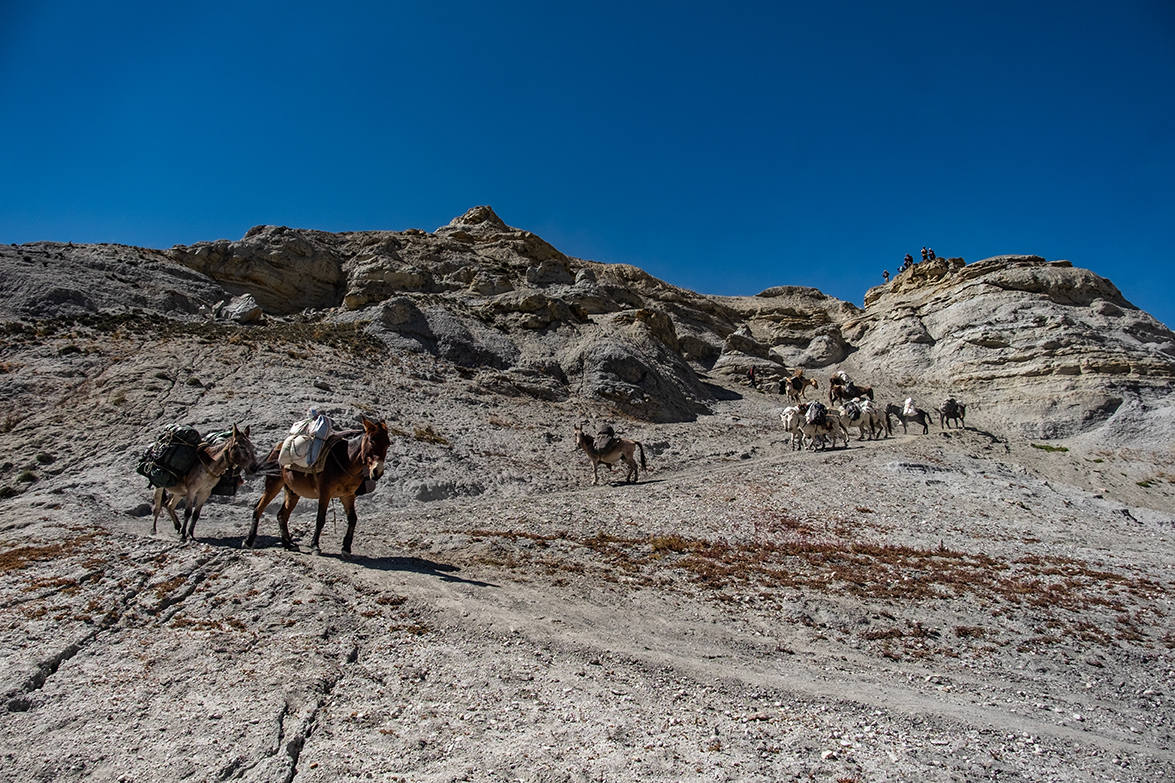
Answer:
top-left (1, 1), bottom-right (1172, 327)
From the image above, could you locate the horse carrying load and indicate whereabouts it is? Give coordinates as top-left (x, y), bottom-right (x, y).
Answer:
top-left (140, 424), bottom-right (259, 541)
top-left (136, 424), bottom-right (202, 489)
top-left (137, 425), bottom-right (246, 496)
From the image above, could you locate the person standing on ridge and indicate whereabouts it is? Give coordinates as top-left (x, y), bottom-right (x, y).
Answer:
top-left (921, 247), bottom-right (928, 263)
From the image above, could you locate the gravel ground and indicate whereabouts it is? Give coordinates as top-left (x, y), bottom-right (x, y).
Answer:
top-left (1, 330), bottom-right (1174, 782)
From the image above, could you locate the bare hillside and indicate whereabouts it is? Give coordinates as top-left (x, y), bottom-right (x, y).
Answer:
top-left (1, 210), bottom-right (1174, 781)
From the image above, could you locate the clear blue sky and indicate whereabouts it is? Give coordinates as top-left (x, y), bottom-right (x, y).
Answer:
top-left (2, 1), bottom-right (1173, 327)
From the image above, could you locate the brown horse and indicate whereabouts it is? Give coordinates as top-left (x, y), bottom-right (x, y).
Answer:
top-left (574, 423), bottom-right (647, 484)
top-left (153, 425), bottom-right (258, 542)
top-left (829, 382), bottom-right (874, 405)
top-left (784, 370), bottom-right (819, 403)
top-left (245, 416), bottom-right (390, 556)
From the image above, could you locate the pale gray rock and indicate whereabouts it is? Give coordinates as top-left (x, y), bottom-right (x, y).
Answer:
top-left (170, 225), bottom-right (345, 314)
top-left (219, 293), bottom-right (263, 323)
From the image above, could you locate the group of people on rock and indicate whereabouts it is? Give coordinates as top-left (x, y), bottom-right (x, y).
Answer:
top-left (882, 246), bottom-right (938, 283)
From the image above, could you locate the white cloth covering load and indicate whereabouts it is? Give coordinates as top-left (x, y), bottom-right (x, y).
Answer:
top-left (903, 398), bottom-right (917, 417)
top-left (278, 409), bottom-right (333, 468)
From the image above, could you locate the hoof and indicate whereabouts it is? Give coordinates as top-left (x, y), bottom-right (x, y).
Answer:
top-left (310, 546), bottom-right (321, 556)
top-left (242, 538), bottom-right (254, 550)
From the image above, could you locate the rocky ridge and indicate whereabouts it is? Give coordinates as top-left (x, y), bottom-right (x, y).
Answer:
top-left (5, 206), bottom-right (1173, 439)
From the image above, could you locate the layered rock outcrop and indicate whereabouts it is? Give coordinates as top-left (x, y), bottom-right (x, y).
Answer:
top-left (3, 209), bottom-right (1172, 437)
top-left (849, 256), bottom-right (1175, 437)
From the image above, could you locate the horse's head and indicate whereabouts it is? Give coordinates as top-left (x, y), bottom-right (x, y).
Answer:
top-left (228, 424), bottom-right (259, 476)
top-left (361, 416), bottom-right (390, 480)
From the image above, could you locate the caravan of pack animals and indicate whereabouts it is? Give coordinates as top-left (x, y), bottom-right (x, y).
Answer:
top-left (138, 368), bottom-right (963, 554)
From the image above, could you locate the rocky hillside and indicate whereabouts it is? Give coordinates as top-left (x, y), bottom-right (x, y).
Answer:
top-left (4, 206), bottom-right (1173, 440)
top-left (2, 208), bottom-right (1174, 782)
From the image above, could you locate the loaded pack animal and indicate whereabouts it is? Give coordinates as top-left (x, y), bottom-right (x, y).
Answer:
top-left (837, 400), bottom-right (875, 441)
top-left (152, 425), bottom-right (259, 543)
top-left (799, 402), bottom-right (849, 450)
top-left (859, 398), bottom-right (890, 438)
top-left (829, 378), bottom-right (875, 405)
top-left (940, 397), bottom-right (967, 429)
top-left (784, 370), bottom-right (819, 404)
top-left (885, 399), bottom-right (931, 435)
top-left (574, 423), bottom-right (647, 484)
top-left (245, 416), bottom-right (390, 556)
top-left (779, 406), bottom-right (805, 451)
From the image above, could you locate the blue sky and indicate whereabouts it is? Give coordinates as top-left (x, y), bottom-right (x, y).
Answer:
top-left (2, 1), bottom-right (1173, 327)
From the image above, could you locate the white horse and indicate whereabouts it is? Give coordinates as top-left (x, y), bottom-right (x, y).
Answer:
top-left (779, 406), bottom-right (804, 451)
top-left (838, 400), bottom-right (873, 440)
top-left (859, 398), bottom-right (890, 438)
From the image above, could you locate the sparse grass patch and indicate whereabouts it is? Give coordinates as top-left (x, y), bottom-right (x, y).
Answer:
top-left (0, 531), bottom-right (102, 572)
top-left (1031, 443), bottom-right (1069, 453)
top-left (452, 524), bottom-right (1173, 658)
top-left (413, 425), bottom-right (450, 446)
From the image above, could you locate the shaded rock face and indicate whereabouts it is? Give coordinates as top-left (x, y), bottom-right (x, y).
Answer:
top-left (169, 226), bottom-right (346, 314)
top-left (4, 212), bottom-right (1173, 437)
top-left (0, 242), bottom-right (230, 319)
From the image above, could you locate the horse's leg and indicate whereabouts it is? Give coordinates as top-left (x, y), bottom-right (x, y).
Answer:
top-left (152, 487), bottom-right (166, 534)
top-left (185, 488), bottom-right (213, 542)
top-left (624, 453), bottom-right (637, 483)
top-left (165, 491), bottom-right (183, 536)
top-left (339, 494), bottom-right (359, 557)
top-left (246, 475), bottom-right (283, 548)
top-left (181, 499), bottom-right (194, 542)
top-left (310, 491), bottom-right (330, 556)
top-left (277, 489), bottom-right (300, 551)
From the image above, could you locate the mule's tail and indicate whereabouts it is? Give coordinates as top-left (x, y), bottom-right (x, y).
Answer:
top-left (637, 441), bottom-right (647, 471)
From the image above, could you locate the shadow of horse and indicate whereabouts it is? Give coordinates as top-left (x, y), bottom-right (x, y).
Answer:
top-left (342, 554), bottom-right (498, 588)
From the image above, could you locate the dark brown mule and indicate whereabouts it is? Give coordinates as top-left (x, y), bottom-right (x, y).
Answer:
top-left (153, 425), bottom-right (258, 543)
top-left (245, 416), bottom-right (390, 556)
top-left (829, 381), bottom-right (874, 405)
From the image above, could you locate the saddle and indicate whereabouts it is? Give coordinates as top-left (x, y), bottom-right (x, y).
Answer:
top-left (942, 398), bottom-right (960, 417)
top-left (595, 425), bottom-right (617, 455)
top-left (279, 414), bottom-right (334, 470)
